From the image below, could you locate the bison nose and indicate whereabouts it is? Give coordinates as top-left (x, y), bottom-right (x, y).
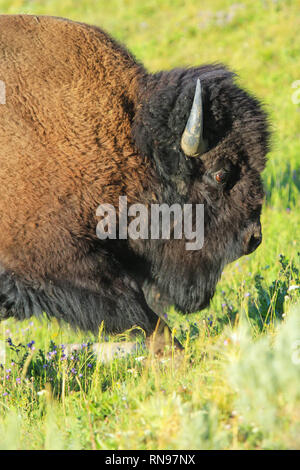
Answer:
top-left (243, 223), bottom-right (262, 255)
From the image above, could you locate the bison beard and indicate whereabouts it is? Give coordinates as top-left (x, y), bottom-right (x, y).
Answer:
top-left (0, 15), bottom-right (270, 350)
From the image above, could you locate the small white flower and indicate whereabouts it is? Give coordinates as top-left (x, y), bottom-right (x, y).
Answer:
top-left (288, 285), bottom-right (299, 292)
top-left (135, 356), bottom-right (145, 362)
top-left (231, 332), bottom-right (239, 344)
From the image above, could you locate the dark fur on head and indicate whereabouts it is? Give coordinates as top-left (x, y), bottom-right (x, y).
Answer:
top-left (0, 16), bottom-right (270, 338)
top-left (131, 65), bottom-right (269, 314)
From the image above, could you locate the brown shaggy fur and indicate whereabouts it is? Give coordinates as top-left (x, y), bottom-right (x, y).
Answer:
top-left (0, 15), bottom-right (149, 279)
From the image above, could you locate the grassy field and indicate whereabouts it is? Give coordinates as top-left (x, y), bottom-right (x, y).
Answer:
top-left (0, 0), bottom-right (299, 450)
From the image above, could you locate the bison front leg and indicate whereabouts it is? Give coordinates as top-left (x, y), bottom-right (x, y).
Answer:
top-left (84, 318), bottom-right (183, 362)
top-left (86, 302), bottom-right (184, 362)
top-left (142, 281), bottom-right (184, 355)
top-left (145, 316), bottom-right (183, 355)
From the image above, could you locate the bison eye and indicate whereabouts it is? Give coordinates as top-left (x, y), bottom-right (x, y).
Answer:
top-left (214, 170), bottom-right (227, 184)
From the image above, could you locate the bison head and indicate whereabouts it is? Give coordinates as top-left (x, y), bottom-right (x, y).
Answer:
top-left (132, 65), bottom-right (270, 314)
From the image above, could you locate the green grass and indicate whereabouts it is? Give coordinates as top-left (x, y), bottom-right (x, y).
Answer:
top-left (0, 0), bottom-right (300, 450)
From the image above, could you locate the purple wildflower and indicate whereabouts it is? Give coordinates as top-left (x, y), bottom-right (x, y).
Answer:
top-left (48, 350), bottom-right (57, 359)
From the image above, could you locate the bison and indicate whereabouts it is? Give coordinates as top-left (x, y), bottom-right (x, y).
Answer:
top-left (0, 15), bottom-right (270, 353)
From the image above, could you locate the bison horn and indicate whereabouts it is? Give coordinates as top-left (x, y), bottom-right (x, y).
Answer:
top-left (181, 79), bottom-right (206, 157)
